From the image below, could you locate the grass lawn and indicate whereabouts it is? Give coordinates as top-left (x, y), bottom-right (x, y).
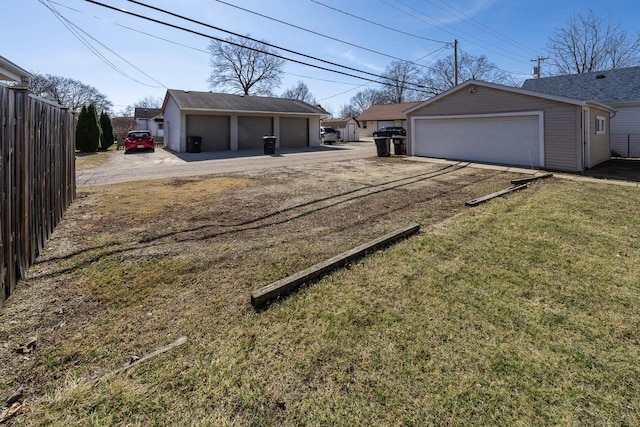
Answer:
top-left (2, 168), bottom-right (639, 425)
top-left (75, 145), bottom-right (118, 171)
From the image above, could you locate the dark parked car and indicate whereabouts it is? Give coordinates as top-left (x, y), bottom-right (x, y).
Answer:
top-left (373, 126), bottom-right (406, 137)
top-left (124, 130), bottom-right (155, 153)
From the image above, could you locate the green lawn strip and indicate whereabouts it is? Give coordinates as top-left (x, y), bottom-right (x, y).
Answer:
top-left (24, 180), bottom-right (640, 425)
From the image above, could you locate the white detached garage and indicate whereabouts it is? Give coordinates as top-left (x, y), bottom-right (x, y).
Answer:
top-left (404, 80), bottom-right (616, 172)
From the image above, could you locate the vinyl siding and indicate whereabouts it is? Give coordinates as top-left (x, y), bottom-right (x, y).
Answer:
top-left (407, 86), bottom-right (582, 172)
top-left (163, 96), bottom-right (181, 152)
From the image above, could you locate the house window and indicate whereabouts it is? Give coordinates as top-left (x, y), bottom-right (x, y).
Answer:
top-left (595, 116), bottom-right (606, 134)
top-left (362, 121), bottom-right (367, 129)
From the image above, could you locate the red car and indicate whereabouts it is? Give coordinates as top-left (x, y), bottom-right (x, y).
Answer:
top-left (124, 130), bottom-right (155, 153)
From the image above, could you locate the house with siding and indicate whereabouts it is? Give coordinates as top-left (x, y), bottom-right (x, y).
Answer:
top-left (134, 108), bottom-right (163, 139)
top-left (161, 90), bottom-right (328, 153)
top-left (523, 67), bottom-right (640, 157)
top-left (404, 80), bottom-right (615, 173)
top-left (0, 55), bottom-right (32, 88)
top-left (356, 102), bottom-right (420, 138)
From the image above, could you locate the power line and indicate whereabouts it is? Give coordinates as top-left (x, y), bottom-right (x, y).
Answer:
top-left (457, 46), bottom-right (531, 79)
top-left (309, 0), bottom-right (450, 45)
top-left (81, 0), bottom-right (433, 93)
top-left (382, 0), bottom-right (531, 64)
top-left (121, 0), bottom-right (413, 82)
top-left (431, 0), bottom-right (539, 57)
top-left (51, 1), bottom-right (361, 88)
top-left (39, 0), bottom-right (166, 88)
top-left (213, 0), bottom-right (435, 70)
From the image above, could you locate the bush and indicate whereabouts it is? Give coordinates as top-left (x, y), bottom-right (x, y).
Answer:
top-left (75, 103), bottom-right (102, 152)
top-left (100, 111), bottom-right (115, 151)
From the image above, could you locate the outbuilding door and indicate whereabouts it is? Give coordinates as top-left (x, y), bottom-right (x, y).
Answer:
top-left (280, 117), bottom-right (308, 148)
top-left (413, 113), bottom-right (544, 168)
top-left (238, 116), bottom-right (273, 150)
top-left (186, 115), bottom-right (230, 151)
top-left (347, 123), bottom-right (357, 141)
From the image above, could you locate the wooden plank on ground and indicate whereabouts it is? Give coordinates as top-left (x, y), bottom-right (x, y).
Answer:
top-left (251, 223), bottom-right (421, 309)
top-left (511, 173), bottom-right (553, 185)
top-left (465, 184), bottom-right (529, 207)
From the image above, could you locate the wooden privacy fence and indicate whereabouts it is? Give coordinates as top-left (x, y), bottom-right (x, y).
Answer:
top-left (0, 86), bottom-right (76, 308)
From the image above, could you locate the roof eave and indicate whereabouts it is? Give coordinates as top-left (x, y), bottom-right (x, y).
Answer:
top-left (403, 80), bottom-right (617, 114)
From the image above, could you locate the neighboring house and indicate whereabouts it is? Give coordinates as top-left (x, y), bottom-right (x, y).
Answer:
top-left (404, 80), bottom-right (615, 173)
top-left (0, 54), bottom-right (32, 88)
top-left (320, 117), bottom-right (360, 141)
top-left (523, 67), bottom-right (640, 157)
top-left (357, 102), bottom-right (420, 138)
top-left (161, 90), bottom-right (329, 153)
top-left (134, 107), bottom-right (163, 139)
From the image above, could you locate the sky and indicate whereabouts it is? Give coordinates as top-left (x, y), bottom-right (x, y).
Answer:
top-left (2, 0), bottom-right (639, 115)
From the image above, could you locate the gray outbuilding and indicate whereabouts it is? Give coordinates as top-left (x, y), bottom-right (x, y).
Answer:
top-left (404, 80), bottom-right (616, 172)
top-left (161, 90), bottom-right (329, 153)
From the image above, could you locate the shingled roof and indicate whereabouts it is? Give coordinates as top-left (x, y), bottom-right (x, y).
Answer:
top-left (522, 66), bottom-right (640, 104)
top-left (321, 117), bottom-right (359, 128)
top-left (357, 101), bottom-right (421, 121)
top-left (164, 89), bottom-right (328, 115)
top-left (134, 107), bottom-right (162, 119)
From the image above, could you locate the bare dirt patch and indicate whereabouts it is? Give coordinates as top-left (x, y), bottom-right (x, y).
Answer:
top-left (0, 156), bottom-right (527, 423)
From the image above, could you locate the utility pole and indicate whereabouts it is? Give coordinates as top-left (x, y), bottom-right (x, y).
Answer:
top-left (454, 39), bottom-right (459, 86)
top-left (530, 56), bottom-right (548, 78)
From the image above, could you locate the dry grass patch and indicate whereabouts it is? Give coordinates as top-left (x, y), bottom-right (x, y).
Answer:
top-left (75, 147), bottom-right (117, 171)
top-left (1, 159), bottom-right (639, 425)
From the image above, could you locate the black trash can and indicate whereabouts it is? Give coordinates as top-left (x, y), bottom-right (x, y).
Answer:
top-left (374, 137), bottom-right (391, 157)
top-left (187, 136), bottom-right (202, 153)
top-left (392, 136), bottom-right (406, 155)
top-left (263, 135), bottom-right (276, 155)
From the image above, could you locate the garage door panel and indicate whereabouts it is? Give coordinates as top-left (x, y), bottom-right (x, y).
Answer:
top-left (414, 115), bottom-right (542, 168)
top-left (186, 115), bottom-right (230, 151)
top-left (239, 116), bottom-right (273, 150)
top-left (280, 117), bottom-right (308, 148)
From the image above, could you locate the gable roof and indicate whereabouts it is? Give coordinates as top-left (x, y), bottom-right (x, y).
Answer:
top-left (163, 89), bottom-right (328, 115)
top-left (321, 117), bottom-right (359, 128)
top-left (403, 80), bottom-right (616, 115)
top-left (357, 101), bottom-right (421, 121)
top-left (522, 66), bottom-right (640, 105)
top-left (134, 107), bottom-right (162, 119)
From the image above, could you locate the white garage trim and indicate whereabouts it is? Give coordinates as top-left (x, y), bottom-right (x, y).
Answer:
top-left (411, 111), bottom-right (545, 168)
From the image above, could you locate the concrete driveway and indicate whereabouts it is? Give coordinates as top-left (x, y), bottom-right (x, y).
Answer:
top-left (77, 142), bottom-right (377, 186)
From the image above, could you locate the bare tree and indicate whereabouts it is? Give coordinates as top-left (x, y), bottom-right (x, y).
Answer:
top-left (29, 73), bottom-right (112, 112)
top-left (281, 81), bottom-right (316, 104)
top-left (546, 9), bottom-right (640, 74)
top-left (379, 60), bottom-right (422, 103)
top-left (338, 103), bottom-right (361, 118)
top-left (421, 53), bottom-right (513, 96)
top-left (134, 96), bottom-right (163, 109)
top-left (347, 88), bottom-right (384, 116)
top-left (119, 96), bottom-right (163, 116)
top-left (208, 35), bottom-right (285, 95)
top-left (111, 116), bottom-right (137, 142)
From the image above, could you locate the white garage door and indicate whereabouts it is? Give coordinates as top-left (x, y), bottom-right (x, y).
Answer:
top-left (414, 114), bottom-right (543, 168)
